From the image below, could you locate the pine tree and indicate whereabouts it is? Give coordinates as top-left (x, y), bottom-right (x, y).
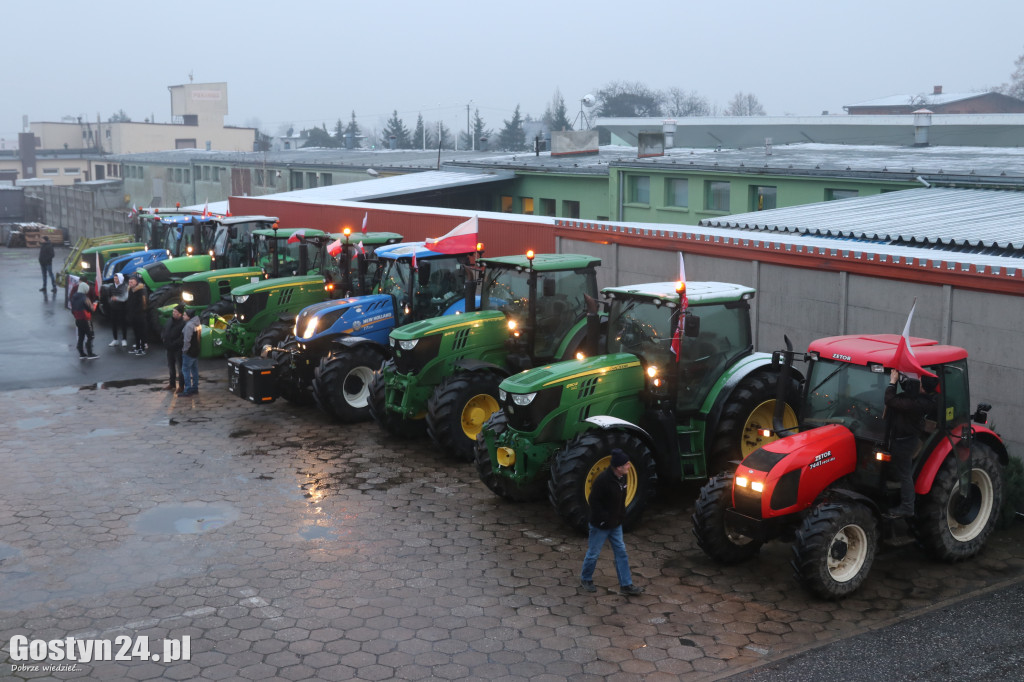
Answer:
top-left (459, 109), bottom-right (493, 150)
top-left (412, 114), bottom-right (426, 150)
top-left (543, 89), bottom-right (572, 131)
top-left (333, 118), bottom-right (345, 144)
top-left (498, 105), bottom-right (526, 151)
top-left (343, 111), bottom-right (361, 147)
top-left (381, 110), bottom-right (412, 149)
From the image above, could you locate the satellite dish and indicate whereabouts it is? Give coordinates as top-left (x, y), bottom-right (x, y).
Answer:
top-left (366, 168), bottom-right (379, 177)
top-left (581, 94), bottom-right (596, 107)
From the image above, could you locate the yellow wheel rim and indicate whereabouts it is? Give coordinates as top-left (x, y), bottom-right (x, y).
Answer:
top-left (461, 393), bottom-right (500, 440)
top-left (741, 399), bottom-right (798, 457)
top-left (583, 455), bottom-right (638, 506)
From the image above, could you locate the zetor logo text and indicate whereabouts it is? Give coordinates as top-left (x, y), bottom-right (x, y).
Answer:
top-left (9, 635), bottom-right (190, 671)
top-left (808, 450), bottom-right (835, 470)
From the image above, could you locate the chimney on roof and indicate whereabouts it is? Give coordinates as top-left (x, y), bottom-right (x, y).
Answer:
top-left (933, 85), bottom-right (943, 95)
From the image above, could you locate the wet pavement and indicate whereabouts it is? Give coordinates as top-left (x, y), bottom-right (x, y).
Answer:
top-left (2, 245), bottom-right (1024, 681)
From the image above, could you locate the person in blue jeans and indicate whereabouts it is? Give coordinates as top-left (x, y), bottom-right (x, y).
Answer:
top-left (579, 448), bottom-right (645, 596)
top-left (39, 236), bottom-right (57, 293)
top-left (180, 308), bottom-right (201, 396)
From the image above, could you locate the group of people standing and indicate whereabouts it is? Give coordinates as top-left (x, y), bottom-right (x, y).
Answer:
top-left (105, 272), bottom-right (150, 354)
top-left (160, 304), bottom-right (202, 395)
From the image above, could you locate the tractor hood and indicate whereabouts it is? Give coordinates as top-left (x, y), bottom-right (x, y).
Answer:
top-left (733, 424), bottom-right (858, 519)
top-left (232, 274), bottom-right (322, 297)
top-left (293, 294), bottom-right (396, 343)
top-left (391, 309), bottom-right (505, 341)
top-left (499, 352), bottom-right (644, 395)
top-left (182, 266), bottom-right (265, 284)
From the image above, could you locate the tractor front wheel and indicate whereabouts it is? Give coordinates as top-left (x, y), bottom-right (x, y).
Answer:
top-left (252, 320), bottom-right (293, 356)
top-left (692, 472), bottom-right (763, 564)
top-left (369, 361), bottom-right (426, 437)
top-left (201, 299), bottom-right (234, 324)
top-left (548, 431), bottom-right (657, 534)
top-left (791, 502), bottom-right (878, 599)
top-left (312, 345), bottom-right (384, 423)
top-left (427, 371), bottom-right (502, 461)
top-left (913, 442), bottom-right (1003, 562)
top-left (473, 412), bottom-right (546, 502)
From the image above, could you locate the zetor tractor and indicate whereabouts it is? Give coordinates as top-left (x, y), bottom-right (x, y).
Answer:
top-left (692, 334), bottom-right (1008, 599)
top-left (372, 252), bottom-right (602, 461)
top-left (476, 281), bottom-right (800, 532)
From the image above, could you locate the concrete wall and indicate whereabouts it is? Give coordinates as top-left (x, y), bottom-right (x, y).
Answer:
top-left (560, 237), bottom-right (1024, 454)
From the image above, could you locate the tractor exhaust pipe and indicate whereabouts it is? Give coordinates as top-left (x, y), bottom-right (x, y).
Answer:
top-left (773, 335), bottom-right (795, 436)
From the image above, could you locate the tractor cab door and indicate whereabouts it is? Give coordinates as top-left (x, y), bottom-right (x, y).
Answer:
top-left (532, 271), bottom-right (598, 362)
top-left (937, 360), bottom-right (973, 485)
top-left (673, 301), bottom-right (753, 413)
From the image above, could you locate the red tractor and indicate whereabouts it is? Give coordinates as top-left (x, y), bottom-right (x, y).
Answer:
top-left (692, 333), bottom-right (1008, 599)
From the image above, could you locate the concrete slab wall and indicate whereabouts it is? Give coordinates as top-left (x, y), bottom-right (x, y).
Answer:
top-left (560, 237), bottom-right (1023, 454)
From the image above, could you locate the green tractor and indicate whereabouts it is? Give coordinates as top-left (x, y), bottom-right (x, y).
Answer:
top-left (475, 280), bottom-right (801, 532)
top-left (199, 231), bottom-right (402, 359)
top-left (372, 251), bottom-right (602, 460)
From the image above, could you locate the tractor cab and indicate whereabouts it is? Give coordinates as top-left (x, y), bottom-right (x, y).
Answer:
top-left (374, 243), bottom-right (471, 327)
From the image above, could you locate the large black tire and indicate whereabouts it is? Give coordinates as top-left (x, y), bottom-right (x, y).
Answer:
top-left (274, 344), bottom-right (315, 406)
top-left (369, 361), bottom-right (426, 438)
top-left (548, 430), bottom-right (658, 534)
top-left (791, 502), bottom-right (878, 599)
top-left (312, 345), bottom-right (384, 423)
top-left (252, 320), bottom-right (293, 356)
top-left (912, 442), bottom-right (1003, 562)
top-left (692, 472), bottom-right (763, 564)
top-left (426, 371), bottom-right (502, 462)
top-left (201, 299), bottom-right (234, 324)
top-left (146, 284), bottom-right (180, 344)
top-left (473, 412), bottom-right (546, 502)
top-left (706, 371), bottom-right (800, 476)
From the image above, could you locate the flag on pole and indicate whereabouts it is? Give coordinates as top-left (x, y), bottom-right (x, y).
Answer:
top-left (94, 251), bottom-right (102, 298)
top-left (361, 211), bottom-right (368, 235)
top-left (891, 299), bottom-right (937, 378)
top-left (411, 249), bottom-right (418, 270)
top-left (670, 253), bottom-right (688, 360)
top-left (425, 215), bottom-right (478, 254)
top-left (327, 239), bottom-right (343, 257)
top-left (202, 200), bottom-right (210, 218)
top-left (287, 229), bottom-right (307, 244)
top-left (357, 240), bottom-right (365, 255)
top-left (128, 205), bottom-right (138, 219)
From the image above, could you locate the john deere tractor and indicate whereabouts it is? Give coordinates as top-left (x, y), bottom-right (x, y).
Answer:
top-left (255, 241), bottom-right (478, 420)
top-left (372, 251), bottom-right (602, 461)
top-left (475, 280), bottom-right (801, 532)
top-left (692, 334), bottom-right (1008, 599)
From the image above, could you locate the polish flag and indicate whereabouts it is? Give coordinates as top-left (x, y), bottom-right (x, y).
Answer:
top-left (94, 251), bottom-right (102, 298)
top-left (669, 253), bottom-right (688, 360)
top-left (202, 201), bottom-right (210, 218)
top-left (425, 215), bottom-right (478, 254)
top-left (327, 239), bottom-right (343, 257)
top-left (361, 211), bottom-right (369, 234)
top-left (411, 249), bottom-right (418, 270)
top-left (287, 229), bottom-right (307, 244)
top-left (891, 299), bottom-right (937, 378)
top-left (357, 240), bottom-right (365, 255)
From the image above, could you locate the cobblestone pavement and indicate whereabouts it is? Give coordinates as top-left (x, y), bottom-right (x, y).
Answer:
top-left (2, 372), bottom-right (1024, 682)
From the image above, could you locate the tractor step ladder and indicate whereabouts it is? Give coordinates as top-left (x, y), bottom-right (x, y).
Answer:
top-left (57, 233), bottom-right (135, 286)
top-left (677, 421), bottom-right (707, 480)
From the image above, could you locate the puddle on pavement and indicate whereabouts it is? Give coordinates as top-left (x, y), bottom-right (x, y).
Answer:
top-left (298, 524), bottom-right (335, 540)
top-left (79, 378), bottom-right (166, 391)
top-left (48, 386), bottom-right (79, 396)
top-left (14, 418), bottom-right (53, 430)
top-left (134, 503), bottom-right (239, 535)
top-left (0, 543), bottom-right (21, 562)
top-left (85, 428), bottom-right (121, 438)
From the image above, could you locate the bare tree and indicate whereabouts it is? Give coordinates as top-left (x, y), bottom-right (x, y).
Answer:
top-left (596, 81), bottom-right (664, 117)
top-left (998, 47), bottom-right (1024, 99)
top-left (724, 92), bottom-right (767, 116)
top-left (665, 88), bottom-right (711, 117)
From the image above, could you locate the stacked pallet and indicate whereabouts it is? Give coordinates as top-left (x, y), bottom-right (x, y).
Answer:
top-left (19, 223), bottom-right (62, 247)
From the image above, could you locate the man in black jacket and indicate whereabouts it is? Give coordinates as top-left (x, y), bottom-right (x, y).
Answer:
top-left (162, 304), bottom-right (187, 392)
top-left (578, 448), bottom-right (645, 596)
top-left (38, 236), bottom-right (57, 293)
top-left (884, 369), bottom-right (936, 518)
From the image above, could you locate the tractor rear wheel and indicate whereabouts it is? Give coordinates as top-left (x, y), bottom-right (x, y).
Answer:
top-left (312, 345), bottom-right (384, 423)
top-left (791, 502), bottom-right (878, 599)
top-left (369, 361), bottom-right (426, 438)
top-left (692, 472), bottom-right (763, 564)
top-left (707, 371), bottom-right (800, 475)
top-left (252, 320), bottom-right (293, 356)
top-left (548, 430), bottom-right (657, 534)
top-left (427, 371), bottom-right (502, 461)
top-left (913, 442), bottom-right (1003, 562)
top-left (473, 412), bottom-right (546, 502)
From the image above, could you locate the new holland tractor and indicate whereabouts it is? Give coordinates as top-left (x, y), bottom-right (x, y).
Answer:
top-left (475, 280), bottom-right (801, 532)
top-left (691, 334), bottom-right (1008, 599)
top-left (371, 251), bottom-right (602, 461)
top-left (246, 241), bottom-right (479, 420)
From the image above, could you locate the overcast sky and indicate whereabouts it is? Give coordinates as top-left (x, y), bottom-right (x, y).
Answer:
top-left (3, 0), bottom-right (1022, 144)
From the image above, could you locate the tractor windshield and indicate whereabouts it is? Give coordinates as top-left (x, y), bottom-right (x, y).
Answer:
top-left (212, 221), bottom-right (267, 268)
top-left (803, 361), bottom-right (889, 442)
top-left (608, 298), bottom-right (674, 366)
top-left (162, 221), bottom-right (206, 257)
top-left (254, 236), bottom-right (303, 278)
top-left (136, 216), bottom-right (170, 249)
top-left (378, 256), bottom-right (464, 325)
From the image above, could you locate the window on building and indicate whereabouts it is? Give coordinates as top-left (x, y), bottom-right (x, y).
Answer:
top-left (173, 168), bottom-right (182, 183)
top-left (522, 197), bottom-right (534, 215)
top-left (628, 175), bottom-right (650, 204)
top-left (166, 168), bottom-right (174, 181)
top-left (501, 196), bottom-right (513, 213)
top-left (539, 198), bottom-right (556, 217)
top-left (562, 200), bottom-right (580, 219)
top-left (255, 169), bottom-right (265, 186)
top-left (212, 167), bottom-right (220, 182)
top-left (321, 173), bottom-right (332, 186)
top-left (826, 188), bottom-right (858, 201)
top-left (307, 172), bottom-right (318, 188)
top-left (666, 178), bottom-right (689, 208)
top-left (43, 168), bottom-right (60, 176)
top-left (202, 166), bottom-right (210, 181)
top-left (706, 181), bottom-right (730, 211)
top-left (291, 171), bottom-right (303, 190)
top-left (752, 185), bottom-right (777, 211)
top-left (183, 169), bottom-right (190, 184)
top-left (63, 167), bottom-right (80, 175)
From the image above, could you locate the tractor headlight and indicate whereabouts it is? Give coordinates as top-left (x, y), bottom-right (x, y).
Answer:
top-left (511, 392), bottom-right (536, 406)
top-left (181, 291), bottom-right (194, 303)
top-left (81, 260), bottom-right (90, 269)
top-left (398, 338), bottom-right (419, 351)
top-left (498, 389), bottom-right (507, 402)
top-left (235, 295), bottom-right (249, 304)
top-left (735, 476), bottom-right (749, 488)
top-left (301, 318), bottom-right (318, 339)
top-left (750, 481), bottom-right (764, 493)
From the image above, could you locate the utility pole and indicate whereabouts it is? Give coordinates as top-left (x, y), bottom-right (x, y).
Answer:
top-left (466, 101), bottom-right (473, 152)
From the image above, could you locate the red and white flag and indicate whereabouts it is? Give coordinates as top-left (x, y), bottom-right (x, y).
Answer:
top-left (94, 251), bottom-right (102, 298)
top-left (357, 240), bottom-right (365, 255)
top-left (891, 299), bottom-right (936, 378)
top-left (411, 249), bottom-right (418, 270)
top-left (425, 215), bottom-right (478, 254)
top-left (202, 200), bottom-right (210, 218)
top-left (327, 239), bottom-right (343, 257)
top-left (361, 212), bottom-right (368, 235)
top-left (670, 253), bottom-right (688, 360)
top-left (287, 229), bottom-right (307, 244)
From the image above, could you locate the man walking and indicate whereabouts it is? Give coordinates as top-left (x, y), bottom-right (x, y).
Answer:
top-left (579, 448), bottom-right (644, 596)
top-left (70, 281), bottom-right (98, 359)
top-left (181, 308), bottom-right (201, 396)
top-left (39, 236), bottom-right (57, 293)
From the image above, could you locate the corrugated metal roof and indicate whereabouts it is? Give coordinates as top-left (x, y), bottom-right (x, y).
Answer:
top-left (699, 187), bottom-right (1024, 251)
top-left (246, 169), bottom-right (514, 204)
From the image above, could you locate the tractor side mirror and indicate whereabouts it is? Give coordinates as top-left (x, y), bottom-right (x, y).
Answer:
top-left (417, 260), bottom-right (431, 287)
top-left (973, 402), bottom-right (992, 424)
top-left (684, 314), bottom-right (700, 338)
